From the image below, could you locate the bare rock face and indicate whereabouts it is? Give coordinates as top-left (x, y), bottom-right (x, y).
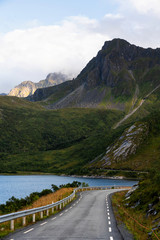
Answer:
top-left (100, 122), bottom-right (149, 166)
top-left (8, 73), bottom-right (69, 98)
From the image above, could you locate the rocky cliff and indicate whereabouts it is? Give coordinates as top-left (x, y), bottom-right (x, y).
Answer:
top-left (28, 39), bottom-right (160, 111)
top-left (8, 72), bottom-right (70, 98)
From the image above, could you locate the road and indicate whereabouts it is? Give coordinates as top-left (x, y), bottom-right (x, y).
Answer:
top-left (4, 189), bottom-right (123, 240)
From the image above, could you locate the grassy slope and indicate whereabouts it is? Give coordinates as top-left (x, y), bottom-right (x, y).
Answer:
top-left (0, 96), bottom-right (123, 174)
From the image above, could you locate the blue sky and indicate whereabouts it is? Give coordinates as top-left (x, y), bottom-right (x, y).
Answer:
top-left (0, 0), bottom-right (118, 32)
top-left (0, 0), bottom-right (160, 93)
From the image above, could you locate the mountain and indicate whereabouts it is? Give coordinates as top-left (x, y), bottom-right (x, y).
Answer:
top-left (1, 38), bottom-right (160, 177)
top-left (28, 38), bottom-right (160, 113)
top-left (0, 93), bottom-right (7, 96)
top-left (8, 72), bottom-right (70, 98)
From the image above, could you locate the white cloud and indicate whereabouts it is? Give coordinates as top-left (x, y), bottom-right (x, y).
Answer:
top-left (0, 17), bottom-right (109, 93)
top-left (0, 1), bottom-right (160, 93)
top-left (128, 0), bottom-right (160, 15)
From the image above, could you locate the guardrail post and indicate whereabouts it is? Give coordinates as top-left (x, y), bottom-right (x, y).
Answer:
top-left (33, 213), bottom-right (36, 223)
top-left (46, 209), bottom-right (49, 216)
top-left (59, 203), bottom-right (62, 210)
top-left (22, 216), bottom-right (26, 226)
top-left (52, 202), bottom-right (54, 213)
top-left (40, 211), bottom-right (43, 219)
top-left (10, 220), bottom-right (14, 230)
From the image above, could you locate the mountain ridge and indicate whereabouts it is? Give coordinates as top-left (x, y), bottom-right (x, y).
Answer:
top-left (8, 72), bottom-right (71, 98)
top-left (28, 38), bottom-right (160, 113)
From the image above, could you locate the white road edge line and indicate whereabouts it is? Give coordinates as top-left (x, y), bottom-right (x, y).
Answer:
top-left (40, 221), bottom-right (47, 226)
top-left (24, 228), bottom-right (34, 234)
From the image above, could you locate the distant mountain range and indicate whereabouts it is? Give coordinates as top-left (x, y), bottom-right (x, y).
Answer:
top-left (8, 72), bottom-right (71, 98)
top-left (28, 38), bottom-right (160, 113)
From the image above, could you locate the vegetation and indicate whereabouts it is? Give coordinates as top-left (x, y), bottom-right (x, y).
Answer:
top-left (112, 171), bottom-right (160, 240)
top-left (0, 181), bottom-right (87, 214)
top-left (0, 96), bottom-right (123, 174)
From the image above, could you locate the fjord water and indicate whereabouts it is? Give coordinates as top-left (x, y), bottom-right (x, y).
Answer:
top-left (0, 175), bottom-right (137, 204)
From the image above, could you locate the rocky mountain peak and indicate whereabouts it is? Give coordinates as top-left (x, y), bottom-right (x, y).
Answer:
top-left (8, 72), bottom-right (70, 98)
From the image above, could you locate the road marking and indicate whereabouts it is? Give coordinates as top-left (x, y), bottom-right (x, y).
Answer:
top-left (108, 221), bottom-right (111, 225)
top-left (70, 206), bottom-right (72, 209)
top-left (108, 213), bottom-right (110, 215)
top-left (107, 209), bottom-right (109, 211)
top-left (24, 228), bottom-right (34, 234)
top-left (60, 213), bottom-right (63, 216)
top-left (65, 209), bottom-right (68, 212)
top-left (73, 204), bottom-right (75, 206)
top-left (109, 227), bottom-right (112, 232)
top-left (52, 217), bottom-right (56, 220)
top-left (76, 201), bottom-right (78, 203)
top-left (40, 222), bottom-right (47, 226)
top-left (110, 237), bottom-right (113, 240)
top-left (108, 216), bottom-right (110, 220)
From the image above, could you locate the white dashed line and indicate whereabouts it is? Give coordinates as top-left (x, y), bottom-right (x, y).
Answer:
top-left (108, 213), bottom-right (110, 215)
top-left (108, 221), bottom-right (111, 225)
top-left (24, 228), bottom-right (34, 234)
top-left (70, 207), bottom-right (72, 209)
top-left (40, 221), bottom-right (47, 226)
top-left (108, 216), bottom-right (110, 220)
top-left (107, 209), bottom-right (109, 211)
top-left (52, 217), bottom-right (56, 220)
top-left (109, 227), bottom-right (112, 232)
top-left (110, 237), bottom-right (113, 240)
top-left (73, 204), bottom-right (75, 206)
top-left (65, 209), bottom-right (68, 212)
top-left (59, 213), bottom-right (63, 216)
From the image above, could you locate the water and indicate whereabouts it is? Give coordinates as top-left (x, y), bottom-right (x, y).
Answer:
top-left (0, 175), bottom-right (137, 204)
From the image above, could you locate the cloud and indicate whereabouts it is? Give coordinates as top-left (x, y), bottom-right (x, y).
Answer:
top-left (127, 0), bottom-right (160, 15)
top-left (0, 17), bottom-right (109, 93)
top-left (0, 1), bottom-right (160, 93)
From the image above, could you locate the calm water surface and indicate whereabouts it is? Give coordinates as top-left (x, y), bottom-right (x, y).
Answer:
top-left (0, 175), bottom-right (137, 204)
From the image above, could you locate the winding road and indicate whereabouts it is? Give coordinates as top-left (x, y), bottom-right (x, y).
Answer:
top-left (4, 189), bottom-right (123, 240)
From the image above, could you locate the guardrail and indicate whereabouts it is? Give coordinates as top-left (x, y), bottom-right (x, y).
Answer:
top-left (0, 185), bottom-right (131, 230)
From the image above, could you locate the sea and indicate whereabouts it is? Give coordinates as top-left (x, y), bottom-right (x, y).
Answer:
top-left (0, 175), bottom-right (138, 204)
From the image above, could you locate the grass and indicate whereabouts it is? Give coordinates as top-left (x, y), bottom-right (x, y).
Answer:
top-left (0, 96), bottom-right (123, 174)
top-left (112, 191), bottom-right (160, 240)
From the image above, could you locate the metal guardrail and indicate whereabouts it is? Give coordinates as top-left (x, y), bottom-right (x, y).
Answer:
top-left (0, 185), bottom-right (131, 230)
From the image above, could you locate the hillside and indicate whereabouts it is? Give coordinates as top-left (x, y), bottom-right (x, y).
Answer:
top-left (28, 39), bottom-right (160, 114)
top-left (0, 38), bottom-right (160, 177)
top-left (8, 72), bottom-right (70, 98)
top-left (0, 95), bottom-right (123, 174)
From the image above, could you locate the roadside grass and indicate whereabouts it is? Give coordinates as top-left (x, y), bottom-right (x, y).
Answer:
top-left (0, 188), bottom-right (74, 238)
top-left (112, 191), bottom-right (160, 240)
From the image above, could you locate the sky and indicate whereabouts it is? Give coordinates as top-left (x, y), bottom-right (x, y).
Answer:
top-left (0, 0), bottom-right (160, 93)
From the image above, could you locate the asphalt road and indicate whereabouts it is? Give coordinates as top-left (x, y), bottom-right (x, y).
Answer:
top-left (4, 189), bottom-right (123, 240)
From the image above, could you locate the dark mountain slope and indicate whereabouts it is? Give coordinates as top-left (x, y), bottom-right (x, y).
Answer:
top-left (28, 39), bottom-right (160, 112)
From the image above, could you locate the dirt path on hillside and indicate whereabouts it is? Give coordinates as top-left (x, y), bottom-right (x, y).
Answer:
top-left (113, 83), bottom-right (160, 129)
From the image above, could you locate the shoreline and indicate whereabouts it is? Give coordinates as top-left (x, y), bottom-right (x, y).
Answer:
top-left (0, 171), bottom-right (139, 181)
